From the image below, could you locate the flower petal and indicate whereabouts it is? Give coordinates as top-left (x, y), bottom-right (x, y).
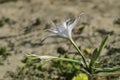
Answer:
top-left (63, 18), bottom-right (71, 28)
top-left (48, 26), bottom-right (59, 34)
top-left (68, 13), bottom-right (84, 31)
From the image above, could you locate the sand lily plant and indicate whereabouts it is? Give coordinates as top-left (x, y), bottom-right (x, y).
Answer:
top-left (27, 13), bottom-right (120, 80)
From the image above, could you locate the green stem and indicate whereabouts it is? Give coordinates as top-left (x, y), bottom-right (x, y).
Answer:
top-left (54, 58), bottom-right (80, 64)
top-left (69, 38), bottom-right (88, 68)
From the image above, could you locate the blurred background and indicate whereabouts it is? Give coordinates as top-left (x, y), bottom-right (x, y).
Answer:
top-left (0, 0), bottom-right (120, 80)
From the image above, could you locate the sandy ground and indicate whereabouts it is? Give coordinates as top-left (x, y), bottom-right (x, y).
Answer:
top-left (0, 0), bottom-right (120, 79)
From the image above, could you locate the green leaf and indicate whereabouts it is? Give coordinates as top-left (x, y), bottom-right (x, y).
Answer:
top-left (26, 54), bottom-right (82, 66)
top-left (97, 35), bottom-right (109, 59)
top-left (95, 67), bottom-right (120, 73)
top-left (89, 48), bottom-right (98, 67)
top-left (89, 35), bottom-right (109, 72)
top-left (89, 48), bottom-right (98, 73)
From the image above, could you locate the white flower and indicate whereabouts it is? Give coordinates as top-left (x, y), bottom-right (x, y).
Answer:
top-left (48, 13), bottom-right (84, 39)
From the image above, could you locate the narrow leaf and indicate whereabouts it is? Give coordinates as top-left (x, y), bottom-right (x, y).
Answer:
top-left (26, 54), bottom-right (82, 66)
top-left (95, 67), bottom-right (120, 73)
top-left (89, 48), bottom-right (98, 67)
top-left (96, 35), bottom-right (109, 59)
top-left (89, 35), bottom-right (109, 67)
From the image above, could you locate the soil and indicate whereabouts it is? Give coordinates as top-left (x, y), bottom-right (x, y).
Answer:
top-left (0, 0), bottom-right (120, 79)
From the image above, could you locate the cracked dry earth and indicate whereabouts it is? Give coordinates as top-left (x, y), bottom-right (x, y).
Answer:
top-left (0, 0), bottom-right (120, 79)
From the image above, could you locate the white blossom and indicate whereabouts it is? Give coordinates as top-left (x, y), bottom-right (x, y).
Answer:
top-left (48, 13), bottom-right (84, 39)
